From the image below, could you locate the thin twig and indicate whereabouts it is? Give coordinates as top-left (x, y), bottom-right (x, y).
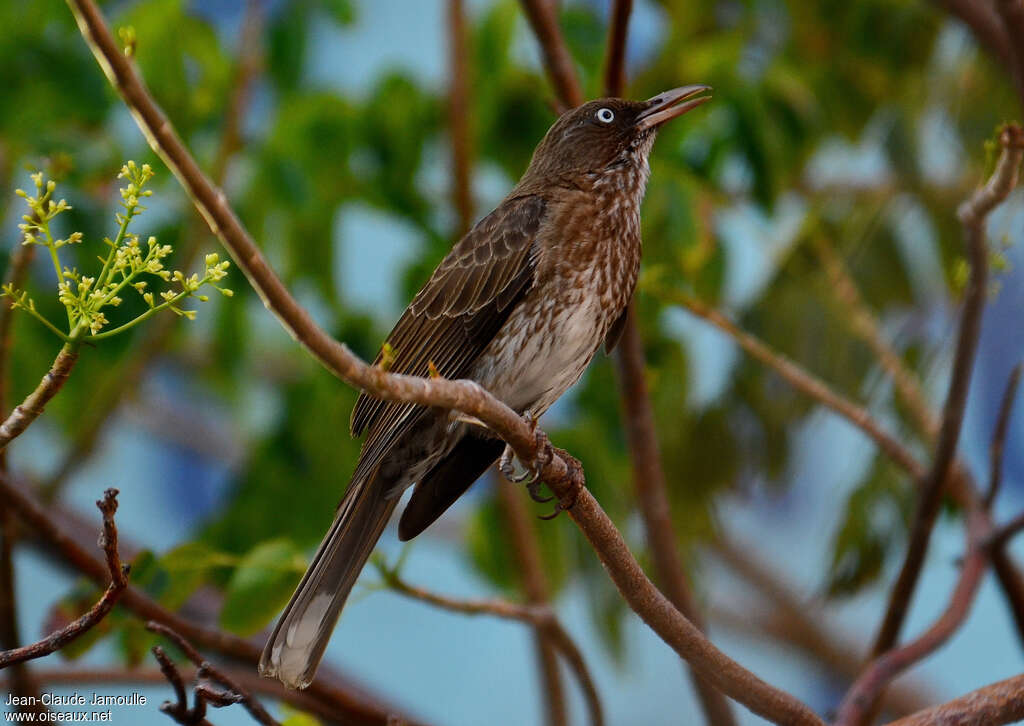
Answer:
top-left (813, 232), bottom-right (1024, 646)
top-left (65, 2), bottom-right (826, 721)
top-left (988, 512), bottom-right (1024, 550)
top-left (496, 480), bottom-right (570, 726)
top-left (672, 293), bottom-right (925, 477)
top-left (985, 363), bottom-right (1022, 508)
top-left (43, 0), bottom-right (264, 499)
top-left (0, 469), bottom-right (411, 726)
top-left (868, 124), bottom-right (1024, 667)
top-left (883, 671), bottom-right (1024, 726)
top-left (0, 343), bottom-right (79, 451)
top-left (835, 509), bottom-right (991, 725)
top-left (152, 645), bottom-right (213, 726)
top-left (0, 488), bottom-right (127, 668)
top-left (148, 621), bottom-right (280, 726)
top-left (517, 0), bottom-right (583, 108)
top-left (813, 235), bottom-right (938, 440)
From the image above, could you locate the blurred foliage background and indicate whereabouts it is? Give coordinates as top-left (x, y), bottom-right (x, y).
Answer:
top-left (2, 0), bottom-right (1024, 724)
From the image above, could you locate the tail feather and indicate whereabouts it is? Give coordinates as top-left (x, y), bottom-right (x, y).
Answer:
top-left (259, 477), bottom-right (397, 689)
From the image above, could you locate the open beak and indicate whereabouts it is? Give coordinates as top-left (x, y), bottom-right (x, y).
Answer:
top-left (635, 85), bottom-right (712, 131)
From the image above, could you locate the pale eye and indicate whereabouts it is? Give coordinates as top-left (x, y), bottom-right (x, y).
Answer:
top-left (596, 108), bottom-right (615, 124)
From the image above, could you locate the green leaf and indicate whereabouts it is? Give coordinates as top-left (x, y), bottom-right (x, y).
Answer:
top-left (823, 457), bottom-right (911, 598)
top-left (220, 539), bottom-right (306, 636)
top-left (160, 541), bottom-right (234, 610)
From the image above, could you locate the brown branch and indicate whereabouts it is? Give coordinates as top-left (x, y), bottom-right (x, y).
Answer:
top-left (517, 0), bottom-right (583, 108)
top-left (42, 0), bottom-right (264, 499)
top-left (496, 480), bottom-right (570, 726)
top-left (602, 0), bottom-right (632, 97)
top-left (0, 488), bottom-right (127, 668)
top-left (995, 0), bottom-right (1024, 109)
top-left (868, 124), bottom-right (1024, 666)
top-left (152, 645), bottom-right (214, 726)
top-left (932, 0), bottom-right (1014, 70)
top-left (0, 241), bottom-right (37, 456)
top-left (65, 3), bottom-right (826, 722)
top-left (985, 362), bottom-right (1022, 507)
top-left (835, 509), bottom-right (991, 725)
top-left (884, 672), bottom-right (1024, 726)
top-left (558, 464), bottom-right (824, 724)
top-left (614, 308), bottom-right (738, 726)
top-left (148, 621), bottom-right (279, 726)
top-left (813, 235), bottom-right (1024, 647)
top-left (673, 293), bottom-right (925, 478)
top-left (0, 469), bottom-right (411, 726)
top-left (0, 343), bottom-right (79, 451)
top-left (0, 238), bottom-right (45, 711)
top-left (448, 0), bottom-right (473, 236)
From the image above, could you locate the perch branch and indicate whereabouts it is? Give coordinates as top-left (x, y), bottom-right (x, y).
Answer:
top-left (868, 124), bottom-right (1024, 663)
top-left (0, 489), bottom-right (127, 668)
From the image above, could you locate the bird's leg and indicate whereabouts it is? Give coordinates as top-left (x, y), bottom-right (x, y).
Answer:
top-left (498, 412), bottom-right (555, 503)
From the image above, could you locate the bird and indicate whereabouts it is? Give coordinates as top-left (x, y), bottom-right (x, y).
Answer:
top-left (259, 85), bottom-right (711, 689)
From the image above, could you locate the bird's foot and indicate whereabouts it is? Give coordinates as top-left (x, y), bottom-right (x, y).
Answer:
top-left (499, 412), bottom-right (556, 503)
top-left (538, 447), bottom-right (583, 521)
top-left (499, 441), bottom-right (554, 502)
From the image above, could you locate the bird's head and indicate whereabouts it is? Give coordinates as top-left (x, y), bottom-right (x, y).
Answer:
top-left (522, 85), bottom-right (711, 184)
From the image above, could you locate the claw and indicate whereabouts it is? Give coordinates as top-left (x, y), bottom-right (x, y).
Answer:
top-left (527, 479), bottom-right (553, 503)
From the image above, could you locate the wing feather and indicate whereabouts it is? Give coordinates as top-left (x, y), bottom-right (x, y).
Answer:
top-left (347, 195), bottom-right (546, 484)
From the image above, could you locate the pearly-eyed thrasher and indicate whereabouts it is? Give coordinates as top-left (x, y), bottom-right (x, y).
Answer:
top-left (260, 85), bottom-right (712, 689)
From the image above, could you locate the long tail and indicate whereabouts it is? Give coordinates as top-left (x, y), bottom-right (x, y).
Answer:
top-left (259, 475), bottom-right (397, 689)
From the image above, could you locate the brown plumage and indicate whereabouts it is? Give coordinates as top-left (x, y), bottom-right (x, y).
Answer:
top-left (260, 85), bottom-right (711, 689)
